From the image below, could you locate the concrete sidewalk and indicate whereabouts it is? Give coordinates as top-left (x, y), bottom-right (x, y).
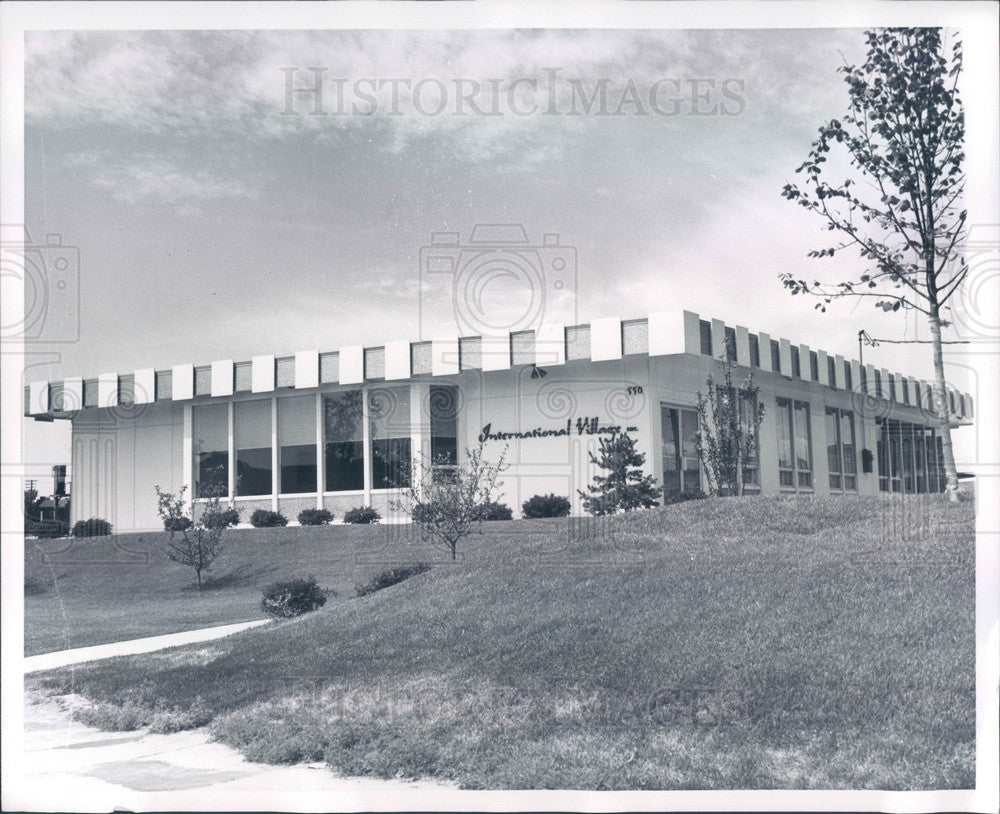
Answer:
top-left (24, 619), bottom-right (272, 673)
top-left (11, 693), bottom-right (448, 810)
top-left (17, 621), bottom-right (452, 807)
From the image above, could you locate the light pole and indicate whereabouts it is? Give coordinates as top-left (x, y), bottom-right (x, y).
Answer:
top-left (858, 329), bottom-right (879, 370)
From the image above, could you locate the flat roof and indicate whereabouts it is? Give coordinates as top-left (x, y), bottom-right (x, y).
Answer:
top-left (24, 310), bottom-right (974, 425)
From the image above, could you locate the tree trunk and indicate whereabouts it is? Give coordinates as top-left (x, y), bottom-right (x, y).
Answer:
top-left (928, 308), bottom-right (961, 503)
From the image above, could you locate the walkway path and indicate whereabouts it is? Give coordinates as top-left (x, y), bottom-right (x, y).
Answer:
top-left (17, 620), bottom-right (452, 807)
top-left (24, 619), bottom-right (272, 673)
top-left (12, 693), bottom-right (448, 809)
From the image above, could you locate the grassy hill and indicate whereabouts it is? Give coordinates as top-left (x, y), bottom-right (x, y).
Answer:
top-left (25, 521), bottom-right (448, 656)
top-left (29, 495), bottom-right (975, 789)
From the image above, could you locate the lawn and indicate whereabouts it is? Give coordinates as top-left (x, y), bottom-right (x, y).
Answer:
top-left (28, 494), bottom-right (975, 789)
top-left (24, 521), bottom-right (449, 656)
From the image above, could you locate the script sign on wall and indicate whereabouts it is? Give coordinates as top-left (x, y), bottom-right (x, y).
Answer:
top-left (478, 417), bottom-right (640, 443)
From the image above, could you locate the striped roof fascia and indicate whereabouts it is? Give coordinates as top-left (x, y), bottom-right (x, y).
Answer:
top-left (23, 310), bottom-right (975, 422)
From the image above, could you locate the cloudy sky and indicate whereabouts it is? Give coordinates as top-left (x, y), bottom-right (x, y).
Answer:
top-left (22, 27), bottom-right (982, 466)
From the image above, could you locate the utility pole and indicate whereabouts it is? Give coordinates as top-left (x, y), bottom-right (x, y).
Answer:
top-left (858, 329), bottom-right (879, 371)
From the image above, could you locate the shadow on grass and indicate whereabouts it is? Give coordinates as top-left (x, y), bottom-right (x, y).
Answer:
top-left (182, 563), bottom-right (279, 593)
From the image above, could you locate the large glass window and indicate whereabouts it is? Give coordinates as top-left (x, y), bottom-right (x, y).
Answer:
top-left (915, 429), bottom-right (927, 494)
top-left (826, 408), bottom-right (842, 490)
top-left (777, 398), bottom-right (812, 490)
top-left (935, 434), bottom-right (945, 492)
top-left (902, 425), bottom-right (915, 493)
top-left (793, 401), bottom-right (813, 488)
top-left (826, 407), bottom-right (857, 491)
top-left (279, 395), bottom-right (317, 494)
top-left (925, 429), bottom-right (939, 493)
top-left (193, 403), bottom-right (229, 498)
top-left (430, 385), bottom-right (459, 481)
top-left (777, 398), bottom-right (795, 487)
top-left (888, 420), bottom-right (902, 492)
top-left (877, 419), bottom-right (889, 492)
top-left (840, 410), bottom-right (857, 490)
top-left (739, 394), bottom-right (761, 490)
top-left (236, 399), bottom-right (272, 496)
top-left (370, 386), bottom-right (411, 489)
top-left (877, 419), bottom-right (937, 493)
top-left (324, 390), bottom-right (364, 492)
top-left (660, 405), bottom-right (700, 496)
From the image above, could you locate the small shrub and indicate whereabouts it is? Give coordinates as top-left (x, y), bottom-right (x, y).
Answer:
top-left (662, 489), bottom-right (707, 506)
top-left (163, 515), bottom-right (193, 532)
top-left (72, 517), bottom-right (112, 538)
top-left (477, 500), bottom-right (513, 521)
top-left (212, 706), bottom-right (328, 764)
top-left (74, 701), bottom-right (151, 732)
top-left (25, 519), bottom-right (67, 538)
top-left (24, 575), bottom-right (49, 595)
top-left (261, 577), bottom-right (328, 618)
top-left (355, 562), bottom-right (430, 597)
top-left (343, 506), bottom-right (380, 524)
top-left (250, 509), bottom-right (288, 528)
top-left (202, 507), bottom-right (241, 529)
top-left (148, 700), bottom-right (213, 734)
top-left (521, 493), bottom-right (572, 519)
top-left (298, 508), bottom-right (334, 526)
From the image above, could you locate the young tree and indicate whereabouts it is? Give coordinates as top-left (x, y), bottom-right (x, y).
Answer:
top-left (404, 442), bottom-right (509, 561)
top-left (695, 356), bottom-right (766, 496)
top-left (579, 431), bottom-right (662, 516)
top-left (24, 486), bottom-right (41, 522)
top-left (781, 28), bottom-right (967, 501)
top-left (155, 484), bottom-right (225, 589)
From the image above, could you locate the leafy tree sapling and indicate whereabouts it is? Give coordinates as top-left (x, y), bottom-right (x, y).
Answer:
top-left (781, 28), bottom-right (967, 501)
top-left (403, 442), bottom-right (509, 561)
top-left (156, 484), bottom-right (225, 590)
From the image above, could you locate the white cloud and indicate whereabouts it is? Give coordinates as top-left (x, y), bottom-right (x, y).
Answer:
top-left (27, 29), bottom-right (855, 171)
top-left (78, 154), bottom-right (257, 211)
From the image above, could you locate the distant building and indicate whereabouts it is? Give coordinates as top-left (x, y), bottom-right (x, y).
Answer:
top-left (52, 464), bottom-right (67, 496)
top-left (25, 310), bottom-right (973, 532)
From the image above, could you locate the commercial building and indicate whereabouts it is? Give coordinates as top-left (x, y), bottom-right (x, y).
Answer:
top-left (25, 311), bottom-right (973, 532)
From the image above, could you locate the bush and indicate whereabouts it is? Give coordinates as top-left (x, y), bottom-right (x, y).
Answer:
top-left (477, 501), bottom-right (513, 521)
top-left (411, 500), bottom-right (511, 524)
top-left (72, 517), bottom-right (112, 538)
top-left (74, 701), bottom-right (151, 732)
top-left (261, 577), bottom-right (328, 618)
top-left (343, 506), bottom-right (380, 524)
top-left (521, 493), bottom-right (571, 519)
top-left (25, 519), bottom-right (67, 538)
top-left (148, 699), bottom-right (213, 734)
top-left (298, 508), bottom-right (334, 526)
top-left (355, 563), bottom-right (430, 597)
top-left (250, 509), bottom-right (288, 528)
top-left (202, 507), bottom-right (241, 529)
top-left (24, 575), bottom-right (49, 595)
top-left (663, 489), bottom-right (707, 506)
top-left (163, 515), bottom-right (193, 532)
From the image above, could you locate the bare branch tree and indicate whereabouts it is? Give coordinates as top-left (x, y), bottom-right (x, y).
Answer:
top-left (695, 350), bottom-right (766, 497)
